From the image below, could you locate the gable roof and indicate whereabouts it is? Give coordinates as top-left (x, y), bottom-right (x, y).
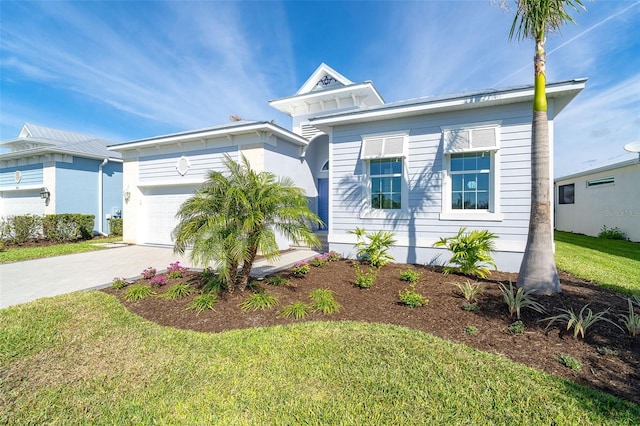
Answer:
top-left (0, 123), bottom-right (121, 161)
top-left (296, 63), bottom-right (353, 95)
top-left (555, 153), bottom-right (639, 181)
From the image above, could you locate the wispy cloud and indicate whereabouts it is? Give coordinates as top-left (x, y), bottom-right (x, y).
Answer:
top-left (0, 1), bottom-right (295, 139)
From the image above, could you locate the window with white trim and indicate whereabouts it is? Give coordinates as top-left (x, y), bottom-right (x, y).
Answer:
top-left (450, 151), bottom-right (491, 210)
top-left (440, 123), bottom-right (502, 220)
top-left (361, 133), bottom-right (407, 212)
top-left (370, 158), bottom-right (403, 209)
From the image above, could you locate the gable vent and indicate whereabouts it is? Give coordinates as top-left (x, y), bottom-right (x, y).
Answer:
top-left (301, 123), bottom-right (323, 140)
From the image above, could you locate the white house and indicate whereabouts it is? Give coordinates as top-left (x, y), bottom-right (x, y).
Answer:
top-left (555, 155), bottom-right (640, 242)
top-left (0, 123), bottom-right (123, 235)
top-left (110, 64), bottom-right (585, 271)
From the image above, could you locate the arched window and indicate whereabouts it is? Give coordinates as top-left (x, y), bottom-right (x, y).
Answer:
top-left (321, 160), bottom-right (329, 171)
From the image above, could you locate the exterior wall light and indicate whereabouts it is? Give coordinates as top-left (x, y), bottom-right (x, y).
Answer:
top-left (40, 187), bottom-right (50, 200)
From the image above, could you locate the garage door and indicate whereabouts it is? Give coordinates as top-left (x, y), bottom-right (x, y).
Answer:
top-left (140, 186), bottom-right (198, 246)
top-left (0, 189), bottom-right (45, 217)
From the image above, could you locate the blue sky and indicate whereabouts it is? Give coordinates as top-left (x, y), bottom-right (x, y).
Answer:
top-left (1, 0), bottom-right (638, 176)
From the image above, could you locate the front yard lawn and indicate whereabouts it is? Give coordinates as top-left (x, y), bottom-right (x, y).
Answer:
top-left (555, 231), bottom-right (640, 296)
top-left (0, 236), bottom-right (122, 263)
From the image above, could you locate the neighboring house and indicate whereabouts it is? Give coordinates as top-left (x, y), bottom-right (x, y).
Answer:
top-left (555, 155), bottom-right (639, 242)
top-left (0, 123), bottom-right (123, 235)
top-left (110, 63), bottom-right (585, 271)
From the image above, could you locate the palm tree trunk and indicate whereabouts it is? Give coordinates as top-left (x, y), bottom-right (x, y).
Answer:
top-left (238, 243), bottom-right (259, 291)
top-left (517, 33), bottom-right (561, 294)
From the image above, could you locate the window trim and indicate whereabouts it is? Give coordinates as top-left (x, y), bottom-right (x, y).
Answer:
top-left (439, 122), bottom-right (503, 221)
top-left (359, 132), bottom-right (409, 219)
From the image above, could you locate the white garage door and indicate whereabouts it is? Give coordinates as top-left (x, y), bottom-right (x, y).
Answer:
top-left (140, 186), bottom-right (198, 246)
top-left (0, 189), bottom-right (45, 217)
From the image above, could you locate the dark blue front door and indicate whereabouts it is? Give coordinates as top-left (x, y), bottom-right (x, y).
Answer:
top-left (318, 178), bottom-right (328, 230)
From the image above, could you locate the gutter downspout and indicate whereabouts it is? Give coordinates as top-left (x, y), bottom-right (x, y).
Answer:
top-left (98, 158), bottom-right (108, 235)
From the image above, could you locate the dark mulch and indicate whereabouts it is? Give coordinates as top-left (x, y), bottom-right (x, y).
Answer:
top-left (103, 259), bottom-right (640, 406)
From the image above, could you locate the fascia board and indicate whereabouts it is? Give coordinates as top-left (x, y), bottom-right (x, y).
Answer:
top-left (311, 79), bottom-right (586, 126)
top-left (555, 158), bottom-right (638, 182)
top-left (109, 123), bottom-right (308, 152)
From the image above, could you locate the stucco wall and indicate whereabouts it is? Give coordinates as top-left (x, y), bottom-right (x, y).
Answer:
top-left (555, 162), bottom-right (640, 242)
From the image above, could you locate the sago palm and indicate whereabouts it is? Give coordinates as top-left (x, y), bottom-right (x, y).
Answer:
top-left (502, 0), bottom-right (585, 294)
top-left (173, 154), bottom-right (322, 291)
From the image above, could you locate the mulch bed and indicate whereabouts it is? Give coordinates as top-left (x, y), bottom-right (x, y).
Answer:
top-left (103, 259), bottom-right (640, 406)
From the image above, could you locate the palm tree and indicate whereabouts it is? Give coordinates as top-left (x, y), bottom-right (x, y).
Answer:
top-left (503, 0), bottom-right (585, 294)
top-left (173, 154), bottom-right (322, 291)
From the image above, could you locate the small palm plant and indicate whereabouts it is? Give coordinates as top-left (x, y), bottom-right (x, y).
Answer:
top-left (349, 227), bottom-right (396, 268)
top-left (499, 281), bottom-right (545, 320)
top-left (543, 304), bottom-right (623, 339)
top-left (434, 227), bottom-right (497, 278)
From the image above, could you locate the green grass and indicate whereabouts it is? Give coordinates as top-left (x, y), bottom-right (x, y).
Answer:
top-left (0, 237), bottom-right (122, 263)
top-left (2, 292), bottom-right (638, 425)
top-left (555, 231), bottom-right (640, 296)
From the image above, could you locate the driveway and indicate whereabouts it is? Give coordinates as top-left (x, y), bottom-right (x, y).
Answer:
top-left (0, 245), bottom-right (319, 309)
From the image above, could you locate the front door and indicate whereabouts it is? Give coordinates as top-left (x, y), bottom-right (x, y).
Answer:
top-left (317, 178), bottom-right (328, 230)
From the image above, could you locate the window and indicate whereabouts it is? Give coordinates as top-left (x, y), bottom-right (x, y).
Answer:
top-left (558, 184), bottom-right (575, 204)
top-left (321, 160), bottom-right (329, 171)
top-left (370, 158), bottom-right (403, 209)
top-left (450, 151), bottom-right (490, 210)
top-left (440, 122), bottom-right (502, 221)
top-left (360, 133), bottom-right (408, 215)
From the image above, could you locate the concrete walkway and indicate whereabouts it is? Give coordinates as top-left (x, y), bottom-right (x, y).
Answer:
top-left (0, 244), bottom-right (320, 309)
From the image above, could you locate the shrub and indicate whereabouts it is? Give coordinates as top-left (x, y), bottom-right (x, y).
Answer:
top-left (399, 269), bottom-right (420, 283)
top-left (454, 280), bottom-right (485, 302)
top-left (598, 225), bottom-right (627, 240)
top-left (43, 214), bottom-right (95, 242)
top-left (508, 320), bottom-right (526, 334)
top-left (202, 274), bottom-right (227, 293)
top-left (291, 261), bottom-right (310, 277)
top-left (309, 288), bottom-right (341, 314)
top-left (111, 277), bottom-right (128, 290)
top-left (149, 275), bottom-right (168, 288)
top-left (354, 262), bottom-right (377, 289)
top-left (167, 261), bottom-right (187, 279)
top-left (499, 282), bottom-right (545, 320)
top-left (309, 255), bottom-right (327, 267)
top-left (125, 284), bottom-right (154, 301)
top-left (398, 283), bottom-right (428, 308)
top-left (141, 267), bottom-right (156, 279)
top-left (187, 293), bottom-right (218, 313)
top-left (464, 325), bottom-right (478, 336)
top-left (279, 302), bottom-right (312, 319)
top-left (240, 292), bottom-right (279, 311)
top-left (462, 302), bottom-right (479, 312)
top-left (109, 218), bottom-right (123, 236)
top-left (619, 298), bottom-right (640, 336)
top-left (6, 214), bottom-right (42, 244)
top-left (325, 251), bottom-right (341, 262)
top-left (555, 354), bottom-right (582, 372)
top-left (161, 283), bottom-right (194, 300)
top-left (543, 304), bottom-right (623, 339)
top-left (349, 227), bottom-right (395, 268)
top-left (597, 346), bottom-right (618, 357)
top-left (265, 275), bottom-right (291, 287)
top-left (433, 227), bottom-right (497, 278)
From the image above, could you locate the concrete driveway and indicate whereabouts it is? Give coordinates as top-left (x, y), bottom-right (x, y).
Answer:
top-left (0, 244), bottom-right (318, 309)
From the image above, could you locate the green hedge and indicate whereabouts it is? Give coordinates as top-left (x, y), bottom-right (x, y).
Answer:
top-left (109, 218), bottom-right (123, 236)
top-left (1, 214), bottom-right (95, 243)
